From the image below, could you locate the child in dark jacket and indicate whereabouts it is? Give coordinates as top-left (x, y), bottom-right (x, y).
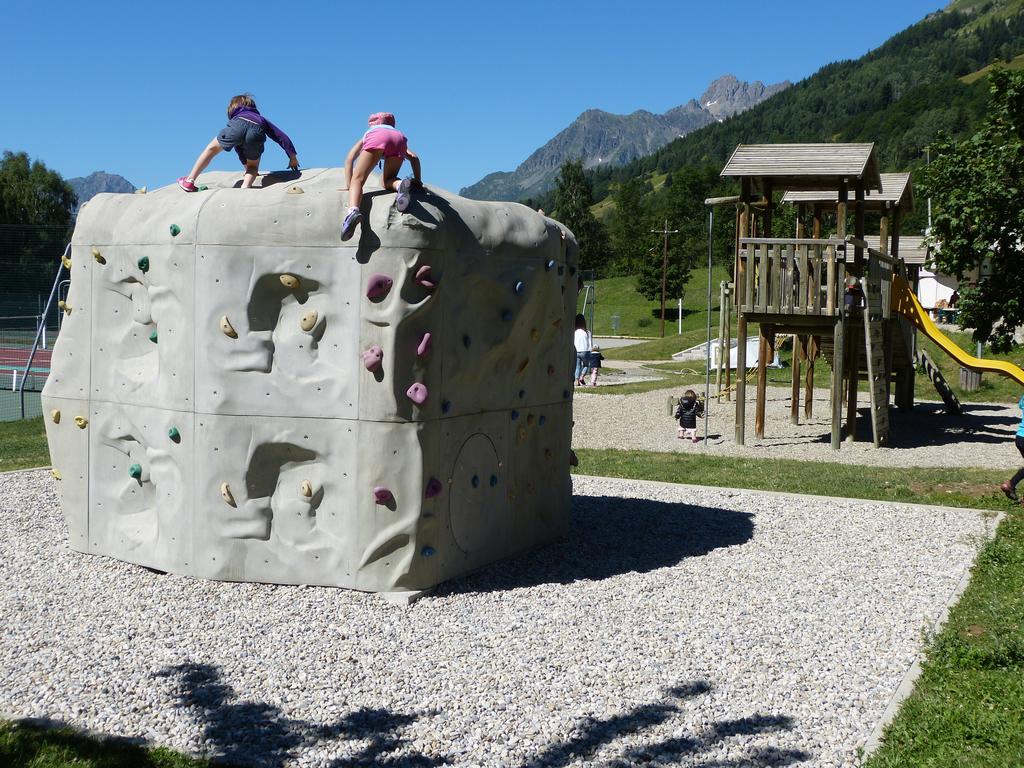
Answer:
top-left (675, 389), bottom-right (704, 443)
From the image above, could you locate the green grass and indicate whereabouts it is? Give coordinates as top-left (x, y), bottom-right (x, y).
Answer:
top-left (579, 267), bottom-right (727, 339)
top-left (0, 417), bottom-right (50, 472)
top-left (0, 721), bottom-right (208, 767)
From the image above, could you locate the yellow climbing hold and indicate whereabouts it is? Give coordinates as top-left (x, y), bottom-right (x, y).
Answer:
top-left (279, 274), bottom-right (300, 289)
top-left (220, 482), bottom-right (236, 507)
top-left (134, 187), bottom-right (147, 194)
top-left (58, 300), bottom-right (71, 315)
top-left (74, 416), bottom-right (88, 429)
top-left (531, 328), bottom-right (540, 342)
top-left (517, 358), bottom-right (529, 374)
top-left (300, 480), bottom-right (313, 498)
top-left (516, 425), bottom-right (527, 443)
top-left (287, 186), bottom-right (304, 194)
top-left (300, 310), bottom-right (318, 332)
top-left (219, 316), bottom-right (238, 339)
top-left (51, 409), bottom-right (60, 424)
top-left (61, 254), bottom-right (72, 270)
top-left (92, 247), bottom-right (106, 265)
top-left (51, 468), bottom-right (62, 480)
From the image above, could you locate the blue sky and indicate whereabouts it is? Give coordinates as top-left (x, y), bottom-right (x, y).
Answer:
top-left (2, 0), bottom-right (944, 194)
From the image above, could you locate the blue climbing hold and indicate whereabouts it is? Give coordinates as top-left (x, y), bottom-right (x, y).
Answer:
top-left (463, 334), bottom-right (471, 348)
top-left (539, 415), bottom-right (547, 426)
top-left (472, 475), bottom-right (480, 488)
top-left (442, 400), bottom-right (452, 414)
top-left (511, 410), bottom-right (519, 420)
top-left (545, 259), bottom-right (556, 271)
top-left (421, 546), bottom-right (436, 557)
top-left (514, 281), bottom-right (525, 294)
top-left (501, 309), bottom-right (513, 322)
top-left (563, 389), bottom-right (570, 399)
top-left (518, 389), bottom-right (526, 399)
top-left (489, 475), bottom-right (498, 487)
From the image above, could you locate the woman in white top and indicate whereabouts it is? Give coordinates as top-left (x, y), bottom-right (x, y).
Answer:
top-left (573, 313), bottom-right (592, 386)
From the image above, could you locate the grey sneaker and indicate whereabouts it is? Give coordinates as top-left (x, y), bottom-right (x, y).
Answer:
top-left (395, 177), bottom-right (413, 212)
top-left (341, 207), bottom-right (362, 241)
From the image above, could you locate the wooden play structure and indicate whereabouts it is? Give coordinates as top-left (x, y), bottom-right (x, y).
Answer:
top-left (714, 142), bottom-right (1024, 449)
top-left (718, 144), bottom-right (918, 449)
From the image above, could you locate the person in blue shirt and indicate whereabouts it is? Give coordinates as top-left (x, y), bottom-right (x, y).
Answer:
top-left (1001, 393), bottom-right (1024, 503)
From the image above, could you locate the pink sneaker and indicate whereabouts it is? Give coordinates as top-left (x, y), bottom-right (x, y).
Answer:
top-left (177, 176), bottom-right (198, 193)
top-left (395, 177), bottom-right (413, 212)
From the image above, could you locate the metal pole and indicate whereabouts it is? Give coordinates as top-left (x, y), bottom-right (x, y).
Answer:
top-left (20, 243), bottom-right (69, 418)
top-left (660, 220), bottom-right (668, 338)
top-left (677, 298), bottom-right (682, 335)
top-left (704, 207), bottom-right (714, 445)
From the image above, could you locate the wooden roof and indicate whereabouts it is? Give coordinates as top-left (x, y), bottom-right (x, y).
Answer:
top-left (865, 234), bottom-right (928, 264)
top-left (780, 173), bottom-right (913, 213)
top-left (721, 143), bottom-right (882, 192)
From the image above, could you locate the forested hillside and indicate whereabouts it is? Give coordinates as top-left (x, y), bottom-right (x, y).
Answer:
top-left (549, 0), bottom-right (1024, 275)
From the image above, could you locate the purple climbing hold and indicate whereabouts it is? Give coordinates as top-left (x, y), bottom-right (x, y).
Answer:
top-left (442, 400), bottom-right (452, 414)
top-left (406, 382), bottom-right (428, 405)
top-left (417, 332), bottom-right (432, 357)
top-left (366, 273), bottom-right (394, 300)
top-left (425, 477), bottom-right (443, 498)
top-left (373, 486), bottom-right (394, 505)
top-left (362, 345), bottom-right (384, 371)
top-left (415, 265), bottom-right (436, 290)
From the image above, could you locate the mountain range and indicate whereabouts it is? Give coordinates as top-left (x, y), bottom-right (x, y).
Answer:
top-left (459, 75), bottom-right (789, 202)
top-left (68, 171), bottom-right (135, 211)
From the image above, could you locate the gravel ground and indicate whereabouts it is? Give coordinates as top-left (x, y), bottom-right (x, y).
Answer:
top-left (0, 469), bottom-right (993, 767)
top-left (573, 384), bottom-right (1021, 468)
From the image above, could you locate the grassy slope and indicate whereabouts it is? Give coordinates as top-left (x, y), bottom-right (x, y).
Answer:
top-left (578, 268), bottom-right (728, 339)
top-left (0, 417), bottom-right (49, 472)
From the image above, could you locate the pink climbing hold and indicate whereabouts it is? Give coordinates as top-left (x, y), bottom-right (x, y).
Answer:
top-left (366, 273), bottom-right (394, 299)
top-left (373, 486), bottom-right (394, 505)
top-left (425, 478), bottom-right (443, 498)
top-left (406, 382), bottom-right (428, 405)
top-left (416, 332), bottom-right (432, 357)
top-left (362, 345), bottom-right (383, 370)
top-left (415, 265), bottom-right (436, 290)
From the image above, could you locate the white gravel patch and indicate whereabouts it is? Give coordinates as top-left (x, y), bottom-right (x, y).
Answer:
top-left (573, 384), bottom-right (1020, 468)
top-left (0, 469), bottom-right (993, 767)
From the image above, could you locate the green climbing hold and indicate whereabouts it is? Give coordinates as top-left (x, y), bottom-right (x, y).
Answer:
top-left (128, 463), bottom-right (142, 479)
top-left (169, 224), bottom-right (181, 237)
top-left (149, 330), bottom-right (158, 343)
top-left (137, 256), bottom-right (150, 273)
top-left (197, 185), bottom-right (208, 191)
top-left (168, 427), bottom-right (181, 443)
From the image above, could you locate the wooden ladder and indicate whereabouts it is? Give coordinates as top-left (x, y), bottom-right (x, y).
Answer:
top-left (859, 277), bottom-right (890, 446)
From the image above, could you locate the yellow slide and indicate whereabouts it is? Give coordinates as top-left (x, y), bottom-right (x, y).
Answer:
top-left (891, 275), bottom-right (1024, 387)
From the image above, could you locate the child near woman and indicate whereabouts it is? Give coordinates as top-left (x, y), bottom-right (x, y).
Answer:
top-left (341, 112), bottom-right (422, 241)
top-left (573, 314), bottom-right (592, 386)
top-left (178, 94), bottom-right (299, 191)
top-left (675, 390), bottom-right (704, 443)
top-left (1000, 393), bottom-right (1024, 504)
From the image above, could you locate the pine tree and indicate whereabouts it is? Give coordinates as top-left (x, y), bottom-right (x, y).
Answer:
top-left (552, 159), bottom-right (611, 273)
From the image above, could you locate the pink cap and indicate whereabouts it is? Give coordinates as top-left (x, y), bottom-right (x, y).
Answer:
top-left (367, 112), bottom-right (396, 127)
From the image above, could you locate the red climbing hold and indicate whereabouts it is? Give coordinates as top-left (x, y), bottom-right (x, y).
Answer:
top-left (406, 382), bottom-right (428, 405)
top-left (415, 265), bottom-right (436, 290)
top-left (362, 345), bottom-right (384, 371)
top-left (417, 332), bottom-right (432, 357)
top-left (373, 486), bottom-right (394, 505)
top-left (425, 478), bottom-right (443, 498)
top-left (366, 274), bottom-right (393, 300)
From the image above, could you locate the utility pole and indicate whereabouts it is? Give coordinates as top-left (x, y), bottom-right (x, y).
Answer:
top-left (651, 219), bottom-right (679, 338)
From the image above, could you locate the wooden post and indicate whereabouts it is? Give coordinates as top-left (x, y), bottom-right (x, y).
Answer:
top-left (879, 202), bottom-right (890, 256)
top-left (790, 205), bottom-right (805, 425)
top-left (854, 180), bottom-right (866, 271)
top-left (804, 335), bottom-right (816, 419)
top-left (755, 327), bottom-right (769, 438)
top-left (735, 179), bottom-right (751, 445)
top-left (831, 321), bottom-right (845, 450)
top-left (845, 321), bottom-right (860, 442)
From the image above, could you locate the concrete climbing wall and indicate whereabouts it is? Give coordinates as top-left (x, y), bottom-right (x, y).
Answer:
top-left (42, 168), bottom-right (578, 594)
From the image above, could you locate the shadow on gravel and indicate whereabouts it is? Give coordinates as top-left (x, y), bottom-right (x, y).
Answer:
top-left (515, 681), bottom-right (808, 768)
top-left (441, 495), bottom-right (754, 594)
top-left (156, 662), bottom-right (447, 767)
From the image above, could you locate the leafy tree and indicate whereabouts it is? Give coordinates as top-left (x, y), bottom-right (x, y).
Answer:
top-left (0, 150), bottom-right (76, 226)
top-left (552, 159), bottom-right (611, 273)
top-left (922, 67), bottom-right (1024, 352)
top-left (609, 177), bottom-right (649, 274)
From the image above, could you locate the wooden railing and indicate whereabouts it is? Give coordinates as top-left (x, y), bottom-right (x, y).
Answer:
top-left (737, 237), bottom-right (847, 317)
